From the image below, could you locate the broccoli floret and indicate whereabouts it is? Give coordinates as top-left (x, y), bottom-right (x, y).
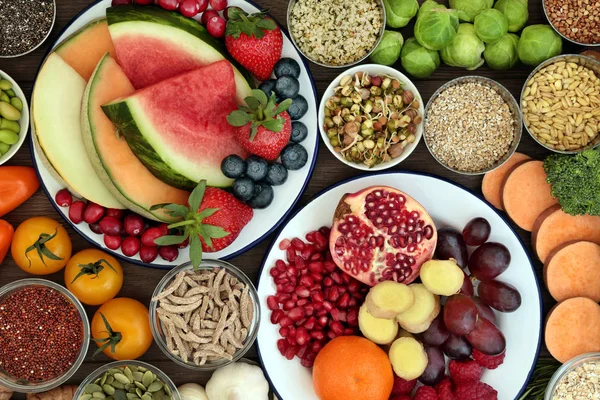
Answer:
top-left (543, 148), bottom-right (600, 216)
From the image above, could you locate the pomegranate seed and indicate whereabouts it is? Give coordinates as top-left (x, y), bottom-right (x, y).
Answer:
top-left (287, 326), bottom-right (297, 340)
top-left (347, 308), bottom-right (359, 326)
top-left (299, 275), bottom-right (313, 287)
top-left (286, 266), bottom-right (298, 277)
top-left (327, 331), bottom-right (336, 339)
top-left (285, 248), bottom-right (296, 262)
top-left (279, 316), bottom-right (293, 327)
top-left (301, 357), bottom-right (314, 368)
top-left (279, 239), bottom-right (291, 250)
top-left (305, 305), bottom-right (314, 316)
top-left (317, 308), bottom-right (328, 316)
top-left (341, 273), bottom-right (351, 284)
top-left (323, 277), bottom-right (333, 287)
top-left (303, 316), bottom-right (316, 330)
top-left (121, 236), bottom-right (141, 257)
top-left (312, 291), bottom-right (324, 303)
top-left (308, 261), bottom-right (324, 273)
top-left (305, 231), bottom-right (316, 243)
top-left (344, 327), bottom-right (355, 335)
top-left (277, 339), bottom-right (288, 356)
top-left (69, 201), bottom-right (86, 224)
top-left (311, 330), bottom-right (325, 340)
top-left (311, 272), bottom-right (323, 281)
top-left (55, 189), bottom-right (72, 207)
top-left (310, 253), bottom-right (323, 261)
top-left (337, 292), bottom-right (351, 308)
top-left (314, 231), bottom-right (328, 249)
top-left (284, 347), bottom-right (296, 360)
top-left (291, 238), bottom-right (305, 251)
top-left (275, 259), bottom-right (287, 270)
top-left (295, 286), bottom-right (310, 298)
top-left (317, 316), bottom-right (328, 327)
top-left (347, 280), bottom-right (360, 293)
top-left (313, 302), bottom-right (323, 311)
top-left (326, 287), bottom-right (340, 302)
top-left (288, 307), bottom-right (305, 321)
top-left (301, 247), bottom-right (314, 260)
top-left (283, 300), bottom-right (295, 311)
top-left (319, 226), bottom-right (331, 238)
top-left (279, 327), bottom-right (289, 337)
top-left (104, 235), bottom-right (122, 250)
top-left (323, 301), bottom-right (334, 312)
top-left (200, 9), bottom-right (219, 24)
top-left (270, 268), bottom-right (280, 278)
top-left (330, 272), bottom-right (343, 285)
top-left (330, 321), bottom-right (345, 336)
top-left (282, 284), bottom-right (295, 294)
top-left (276, 293), bottom-right (291, 303)
top-left (296, 299), bottom-right (309, 307)
top-left (348, 298), bottom-right (358, 307)
top-left (296, 327), bottom-right (310, 346)
top-left (294, 256), bottom-right (306, 270)
top-left (270, 310), bottom-right (283, 324)
top-left (324, 261), bottom-right (337, 272)
top-left (297, 344), bottom-right (309, 358)
top-left (267, 296), bottom-right (279, 311)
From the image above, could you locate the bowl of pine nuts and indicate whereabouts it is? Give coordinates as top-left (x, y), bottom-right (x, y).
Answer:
top-left (521, 54), bottom-right (600, 154)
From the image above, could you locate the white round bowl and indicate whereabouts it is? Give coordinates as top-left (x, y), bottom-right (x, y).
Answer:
top-left (318, 64), bottom-right (425, 171)
top-left (0, 69), bottom-right (29, 165)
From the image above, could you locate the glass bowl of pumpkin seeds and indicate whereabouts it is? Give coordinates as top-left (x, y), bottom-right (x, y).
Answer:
top-left (74, 360), bottom-right (180, 400)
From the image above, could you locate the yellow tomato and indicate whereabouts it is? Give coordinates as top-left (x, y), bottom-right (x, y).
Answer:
top-left (64, 249), bottom-right (123, 306)
top-left (91, 298), bottom-right (153, 360)
top-left (11, 217), bottom-right (72, 275)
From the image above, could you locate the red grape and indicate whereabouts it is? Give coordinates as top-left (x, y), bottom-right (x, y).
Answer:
top-left (442, 334), bottom-right (472, 360)
top-left (443, 294), bottom-right (478, 336)
top-left (462, 217), bottom-right (491, 246)
top-left (419, 346), bottom-right (445, 386)
top-left (473, 296), bottom-right (496, 324)
top-left (477, 280), bottom-right (522, 312)
top-left (133, 0), bottom-right (153, 4)
top-left (466, 317), bottom-right (506, 356)
top-left (435, 228), bottom-right (468, 268)
top-left (157, 0), bottom-right (179, 10)
top-left (112, 0), bottom-right (132, 4)
top-left (179, 0), bottom-right (199, 16)
top-left (469, 242), bottom-right (511, 281)
top-left (197, 0), bottom-right (209, 13)
top-left (206, 15), bottom-right (226, 37)
top-left (422, 315), bottom-right (449, 347)
top-left (460, 271), bottom-right (474, 296)
top-left (200, 9), bottom-right (219, 24)
top-left (209, 0), bottom-right (227, 11)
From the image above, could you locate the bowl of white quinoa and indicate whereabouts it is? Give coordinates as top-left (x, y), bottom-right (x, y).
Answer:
top-left (287, 0), bottom-right (386, 68)
top-left (423, 76), bottom-right (522, 175)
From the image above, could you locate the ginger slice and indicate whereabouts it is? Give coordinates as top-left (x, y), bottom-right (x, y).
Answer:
top-left (388, 337), bottom-right (428, 380)
top-left (365, 281), bottom-right (415, 319)
top-left (358, 304), bottom-right (399, 345)
top-left (396, 284), bottom-right (440, 333)
top-left (420, 259), bottom-right (464, 296)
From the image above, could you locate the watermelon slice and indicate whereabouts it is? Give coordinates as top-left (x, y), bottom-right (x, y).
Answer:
top-left (102, 60), bottom-right (248, 190)
top-left (105, 5), bottom-right (253, 104)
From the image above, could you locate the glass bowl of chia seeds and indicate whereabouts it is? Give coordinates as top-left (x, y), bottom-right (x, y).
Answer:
top-left (73, 360), bottom-right (181, 400)
top-left (0, 278), bottom-right (89, 393)
top-left (0, 0), bottom-right (56, 58)
top-left (149, 260), bottom-right (261, 372)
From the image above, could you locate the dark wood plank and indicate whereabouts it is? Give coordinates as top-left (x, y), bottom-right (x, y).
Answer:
top-left (0, 0), bottom-right (579, 390)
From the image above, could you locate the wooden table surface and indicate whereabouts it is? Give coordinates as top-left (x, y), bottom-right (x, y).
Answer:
top-left (0, 0), bottom-right (585, 392)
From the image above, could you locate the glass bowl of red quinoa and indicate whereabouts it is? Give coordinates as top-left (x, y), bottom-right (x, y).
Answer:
top-left (0, 279), bottom-right (89, 392)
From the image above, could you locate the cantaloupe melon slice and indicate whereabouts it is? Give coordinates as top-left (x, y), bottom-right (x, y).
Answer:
top-left (54, 19), bottom-right (116, 81)
top-left (82, 54), bottom-right (189, 222)
top-left (32, 53), bottom-right (124, 209)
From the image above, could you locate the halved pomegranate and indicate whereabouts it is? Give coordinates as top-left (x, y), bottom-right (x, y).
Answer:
top-left (330, 186), bottom-right (437, 286)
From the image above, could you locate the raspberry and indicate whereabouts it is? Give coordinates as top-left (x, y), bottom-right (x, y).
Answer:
top-left (472, 349), bottom-right (506, 370)
top-left (436, 378), bottom-right (457, 400)
top-left (449, 359), bottom-right (483, 385)
top-left (391, 376), bottom-right (417, 395)
top-left (455, 382), bottom-right (498, 400)
top-left (389, 396), bottom-right (411, 400)
top-left (414, 386), bottom-right (439, 400)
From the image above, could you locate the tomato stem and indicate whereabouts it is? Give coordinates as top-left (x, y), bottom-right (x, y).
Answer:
top-left (91, 312), bottom-right (122, 358)
top-left (24, 227), bottom-right (63, 269)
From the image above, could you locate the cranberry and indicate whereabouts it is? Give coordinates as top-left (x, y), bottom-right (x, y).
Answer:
top-left (141, 227), bottom-right (163, 247)
top-left (209, 0), bottom-right (227, 11)
top-left (124, 214), bottom-right (144, 237)
top-left (140, 245), bottom-right (159, 263)
top-left (177, 236), bottom-right (190, 249)
top-left (89, 223), bottom-right (103, 235)
top-left (69, 201), bottom-right (86, 224)
top-left (206, 16), bottom-right (226, 37)
top-left (99, 216), bottom-right (123, 236)
top-left (83, 202), bottom-right (105, 224)
top-left (111, 0), bottom-right (132, 4)
top-left (121, 236), bottom-right (141, 257)
top-left (105, 208), bottom-right (125, 219)
top-left (157, 0), bottom-right (179, 10)
top-left (133, 0), bottom-right (153, 4)
top-left (55, 189), bottom-right (72, 207)
top-left (179, 0), bottom-right (199, 17)
top-left (197, 0), bottom-right (209, 13)
top-left (104, 235), bottom-right (122, 250)
top-left (157, 223), bottom-right (169, 236)
top-left (159, 245), bottom-right (179, 262)
top-left (200, 9), bottom-right (219, 24)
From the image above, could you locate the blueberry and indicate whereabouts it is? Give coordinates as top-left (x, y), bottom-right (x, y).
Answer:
top-left (275, 76), bottom-right (300, 101)
top-left (288, 95), bottom-right (308, 120)
top-left (248, 183), bottom-right (274, 209)
top-left (232, 178), bottom-right (255, 202)
top-left (280, 143), bottom-right (308, 171)
top-left (290, 121), bottom-right (308, 143)
top-left (258, 79), bottom-right (277, 98)
top-left (221, 155), bottom-right (246, 179)
top-left (274, 58), bottom-right (301, 79)
top-left (266, 162), bottom-right (288, 186)
top-left (245, 156), bottom-right (269, 182)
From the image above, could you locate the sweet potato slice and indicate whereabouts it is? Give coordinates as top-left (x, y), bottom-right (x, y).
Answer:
top-left (502, 160), bottom-right (558, 232)
top-left (544, 241), bottom-right (600, 302)
top-left (533, 205), bottom-right (600, 263)
top-left (482, 152), bottom-right (531, 210)
top-left (545, 297), bottom-right (600, 363)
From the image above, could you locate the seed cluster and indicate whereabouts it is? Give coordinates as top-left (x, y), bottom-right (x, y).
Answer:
top-left (0, 286), bottom-right (83, 382)
top-left (545, 0), bottom-right (600, 44)
top-left (81, 365), bottom-right (173, 400)
top-left (553, 360), bottom-right (600, 399)
top-left (523, 58), bottom-right (600, 151)
top-left (0, 0), bottom-right (54, 56)
top-left (425, 82), bottom-right (516, 173)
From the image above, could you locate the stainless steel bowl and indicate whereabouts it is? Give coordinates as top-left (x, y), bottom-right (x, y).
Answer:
top-left (286, 0), bottom-right (386, 68)
top-left (0, 0), bottom-right (56, 58)
top-left (542, 0), bottom-right (600, 47)
top-left (423, 76), bottom-right (522, 176)
top-left (520, 54), bottom-right (600, 154)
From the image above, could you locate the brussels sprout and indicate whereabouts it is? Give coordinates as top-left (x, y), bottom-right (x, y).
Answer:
top-left (417, 0), bottom-right (446, 19)
top-left (449, 0), bottom-right (493, 22)
top-left (484, 33), bottom-right (519, 70)
top-left (440, 23), bottom-right (486, 70)
top-left (474, 9), bottom-right (508, 44)
top-left (401, 37), bottom-right (440, 78)
top-left (370, 31), bottom-right (404, 66)
top-left (494, 0), bottom-right (528, 32)
top-left (517, 24), bottom-right (562, 67)
top-left (383, 0), bottom-right (419, 28)
top-left (415, 8), bottom-right (460, 51)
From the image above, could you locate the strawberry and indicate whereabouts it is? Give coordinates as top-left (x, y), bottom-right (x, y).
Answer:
top-left (152, 180), bottom-right (253, 268)
top-left (472, 349), bottom-right (505, 370)
top-left (449, 360), bottom-right (483, 386)
top-left (225, 10), bottom-right (283, 80)
top-left (436, 378), bottom-right (457, 400)
top-left (228, 90), bottom-right (292, 161)
top-left (414, 386), bottom-right (439, 400)
top-left (391, 376), bottom-right (417, 395)
top-left (455, 382), bottom-right (497, 400)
